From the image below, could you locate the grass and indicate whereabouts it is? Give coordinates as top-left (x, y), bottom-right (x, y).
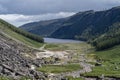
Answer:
top-left (83, 45), bottom-right (120, 78)
top-left (6, 29), bottom-right (43, 48)
top-left (94, 45), bottom-right (120, 61)
top-left (83, 66), bottom-right (120, 78)
top-left (44, 43), bottom-right (67, 51)
top-left (66, 76), bottom-right (84, 80)
top-left (0, 23), bottom-right (43, 48)
top-left (0, 76), bottom-right (12, 80)
top-left (37, 64), bottom-right (82, 73)
top-left (45, 43), bottom-right (93, 63)
top-left (45, 43), bottom-right (92, 52)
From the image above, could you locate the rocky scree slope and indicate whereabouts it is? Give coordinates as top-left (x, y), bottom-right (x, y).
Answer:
top-left (0, 31), bottom-right (46, 79)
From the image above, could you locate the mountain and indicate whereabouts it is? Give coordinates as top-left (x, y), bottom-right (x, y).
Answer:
top-left (0, 19), bottom-right (46, 79)
top-left (91, 22), bottom-right (120, 50)
top-left (20, 6), bottom-right (120, 41)
top-left (0, 19), bottom-right (44, 48)
top-left (20, 18), bottom-right (67, 37)
top-left (20, 6), bottom-right (120, 50)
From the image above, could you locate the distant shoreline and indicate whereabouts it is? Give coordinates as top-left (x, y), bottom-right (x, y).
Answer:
top-left (44, 37), bottom-right (83, 43)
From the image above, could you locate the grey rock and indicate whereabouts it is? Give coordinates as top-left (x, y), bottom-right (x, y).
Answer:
top-left (0, 32), bottom-right (45, 79)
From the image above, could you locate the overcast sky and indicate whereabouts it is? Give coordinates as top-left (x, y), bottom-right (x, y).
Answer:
top-left (0, 0), bottom-right (120, 26)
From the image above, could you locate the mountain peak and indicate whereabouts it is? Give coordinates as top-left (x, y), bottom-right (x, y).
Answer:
top-left (76, 10), bottom-right (94, 15)
top-left (110, 6), bottom-right (120, 10)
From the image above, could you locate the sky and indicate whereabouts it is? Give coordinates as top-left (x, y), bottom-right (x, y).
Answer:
top-left (0, 0), bottom-right (120, 26)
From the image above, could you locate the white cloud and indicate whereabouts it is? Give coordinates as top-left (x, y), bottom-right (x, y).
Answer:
top-left (0, 12), bottom-right (75, 27)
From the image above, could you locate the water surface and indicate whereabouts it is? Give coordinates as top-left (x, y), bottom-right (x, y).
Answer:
top-left (44, 38), bottom-right (83, 43)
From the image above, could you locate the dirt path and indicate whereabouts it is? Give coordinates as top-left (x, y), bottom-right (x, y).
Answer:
top-left (39, 44), bottom-right (46, 50)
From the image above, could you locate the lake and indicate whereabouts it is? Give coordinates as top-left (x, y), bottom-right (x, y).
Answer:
top-left (44, 38), bottom-right (83, 43)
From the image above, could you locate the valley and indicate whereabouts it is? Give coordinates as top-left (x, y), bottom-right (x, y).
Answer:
top-left (25, 39), bottom-right (120, 80)
top-left (33, 41), bottom-right (94, 80)
top-left (35, 39), bottom-right (120, 80)
top-left (0, 5), bottom-right (120, 80)
top-left (1, 25), bottom-right (120, 80)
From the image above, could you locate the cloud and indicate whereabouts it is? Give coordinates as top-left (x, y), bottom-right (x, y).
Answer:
top-left (0, 0), bottom-right (119, 15)
top-left (0, 12), bottom-right (75, 26)
top-left (0, 0), bottom-right (119, 26)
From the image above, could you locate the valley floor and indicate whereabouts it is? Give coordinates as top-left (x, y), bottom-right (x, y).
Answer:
top-left (33, 43), bottom-right (120, 80)
top-left (1, 38), bottom-right (120, 80)
top-left (32, 43), bottom-right (94, 80)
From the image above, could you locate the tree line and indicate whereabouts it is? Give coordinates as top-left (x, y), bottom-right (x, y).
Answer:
top-left (0, 19), bottom-right (44, 43)
top-left (91, 23), bottom-right (120, 50)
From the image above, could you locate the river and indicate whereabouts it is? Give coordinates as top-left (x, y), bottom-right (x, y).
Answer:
top-left (44, 38), bottom-right (83, 43)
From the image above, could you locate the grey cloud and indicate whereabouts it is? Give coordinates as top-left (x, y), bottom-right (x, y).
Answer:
top-left (0, 12), bottom-right (75, 26)
top-left (0, 0), bottom-right (120, 15)
top-left (0, 0), bottom-right (120, 26)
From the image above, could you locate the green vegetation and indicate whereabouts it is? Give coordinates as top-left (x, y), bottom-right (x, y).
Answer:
top-left (92, 23), bottom-right (120, 50)
top-left (37, 64), bottom-right (82, 73)
top-left (21, 7), bottom-right (120, 50)
top-left (45, 43), bottom-right (67, 51)
top-left (21, 6), bottom-right (120, 48)
top-left (83, 45), bottom-right (120, 78)
top-left (45, 43), bottom-right (93, 63)
top-left (0, 19), bottom-right (44, 43)
top-left (0, 76), bottom-right (11, 80)
top-left (83, 65), bottom-right (120, 78)
top-left (45, 43), bottom-right (92, 52)
top-left (7, 29), bottom-right (43, 47)
top-left (0, 19), bottom-right (44, 48)
top-left (66, 76), bottom-right (84, 80)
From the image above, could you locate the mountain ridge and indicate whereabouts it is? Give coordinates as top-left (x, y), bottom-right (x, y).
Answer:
top-left (20, 6), bottom-right (120, 50)
top-left (20, 6), bottom-right (120, 40)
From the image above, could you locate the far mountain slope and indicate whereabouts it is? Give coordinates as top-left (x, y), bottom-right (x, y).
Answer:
top-left (20, 6), bottom-right (120, 41)
top-left (51, 7), bottom-right (120, 40)
top-left (20, 18), bottom-right (67, 37)
top-left (91, 22), bottom-right (120, 50)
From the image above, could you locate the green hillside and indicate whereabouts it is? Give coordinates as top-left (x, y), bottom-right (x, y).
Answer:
top-left (20, 6), bottom-right (120, 41)
top-left (20, 19), bottom-right (66, 37)
top-left (0, 19), bottom-right (44, 48)
top-left (91, 22), bottom-right (120, 50)
top-left (84, 45), bottom-right (120, 78)
top-left (20, 6), bottom-right (120, 50)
